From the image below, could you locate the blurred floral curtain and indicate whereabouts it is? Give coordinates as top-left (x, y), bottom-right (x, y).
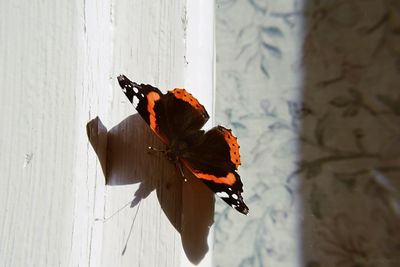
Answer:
top-left (214, 0), bottom-right (400, 266)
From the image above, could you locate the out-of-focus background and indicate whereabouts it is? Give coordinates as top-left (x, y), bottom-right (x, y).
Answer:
top-left (214, 0), bottom-right (400, 266)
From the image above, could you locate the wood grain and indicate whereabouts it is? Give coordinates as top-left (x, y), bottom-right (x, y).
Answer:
top-left (0, 1), bottom-right (85, 266)
top-left (0, 0), bottom-right (212, 266)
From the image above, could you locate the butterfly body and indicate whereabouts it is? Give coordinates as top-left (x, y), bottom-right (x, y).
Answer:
top-left (118, 75), bottom-right (249, 215)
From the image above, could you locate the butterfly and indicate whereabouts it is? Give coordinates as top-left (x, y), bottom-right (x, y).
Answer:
top-left (117, 75), bottom-right (249, 215)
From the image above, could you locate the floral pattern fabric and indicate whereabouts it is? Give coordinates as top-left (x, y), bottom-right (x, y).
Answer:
top-left (214, 0), bottom-right (400, 266)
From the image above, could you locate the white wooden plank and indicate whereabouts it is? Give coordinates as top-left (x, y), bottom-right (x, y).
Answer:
top-left (72, 0), bottom-right (113, 266)
top-left (100, 0), bottom-right (187, 266)
top-left (0, 0), bottom-right (94, 266)
top-left (1, 0), bottom-right (190, 266)
top-left (182, 0), bottom-right (215, 266)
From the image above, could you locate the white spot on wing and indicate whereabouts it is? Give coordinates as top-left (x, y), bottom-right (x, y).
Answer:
top-left (133, 87), bottom-right (139, 94)
top-left (216, 191), bottom-right (229, 198)
top-left (232, 194), bottom-right (238, 199)
top-left (132, 97), bottom-right (139, 107)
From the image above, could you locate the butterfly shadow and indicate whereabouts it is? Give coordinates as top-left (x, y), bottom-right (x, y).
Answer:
top-left (86, 114), bottom-right (214, 264)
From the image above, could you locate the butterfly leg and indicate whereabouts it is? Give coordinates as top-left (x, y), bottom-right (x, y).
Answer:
top-left (164, 161), bottom-right (187, 190)
top-left (147, 146), bottom-right (166, 154)
top-left (176, 161), bottom-right (187, 182)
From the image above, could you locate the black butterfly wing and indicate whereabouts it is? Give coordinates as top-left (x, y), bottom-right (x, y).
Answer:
top-left (117, 75), bottom-right (170, 143)
top-left (182, 126), bottom-right (249, 215)
top-left (154, 89), bottom-right (210, 144)
top-left (118, 75), bottom-right (209, 145)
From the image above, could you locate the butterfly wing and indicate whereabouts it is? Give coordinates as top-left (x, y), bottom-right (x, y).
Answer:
top-left (117, 75), bottom-right (170, 143)
top-left (182, 126), bottom-right (249, 215)
top-left (118, 75), bottom-right (210, 145)
top-left (154, 89), bottom-right (210, 144)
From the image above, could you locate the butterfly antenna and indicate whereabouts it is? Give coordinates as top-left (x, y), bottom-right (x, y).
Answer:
top-left (147, 146), bottom-right (166, 154)
top-left (176, 162), bottom-right (187, 182)
top-left (121, 200), bottom-right (142, 255)
top-left (95, 200), bottom-right (133, 223)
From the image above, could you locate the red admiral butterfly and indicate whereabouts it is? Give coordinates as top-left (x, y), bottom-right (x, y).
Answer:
top-left (117, 75), bottom-right (249, 215)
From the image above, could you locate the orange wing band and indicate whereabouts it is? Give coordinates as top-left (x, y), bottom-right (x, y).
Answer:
top-left (146, 91), bottom-right (161, 131)
top-left (193, 171), bottom-right (236, 186)
top-left (171, 88), bottom-right (207, 114)
top-left (146, 92), bottom-right (170, 144)
top-left (221, 128), bottom-right (241, 168)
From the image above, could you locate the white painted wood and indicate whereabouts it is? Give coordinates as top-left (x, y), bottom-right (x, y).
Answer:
top-left (182, 0), bottom-right (215, 266)
top-left (0, 0), bottom-right (216, 266)
top-left (102, 0), bottom-right (186, 266)
top-left (0, 1), bottom-right (94, 266)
